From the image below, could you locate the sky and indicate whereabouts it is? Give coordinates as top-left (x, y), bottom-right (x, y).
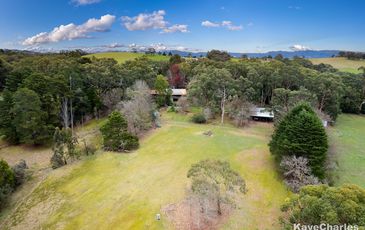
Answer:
top-left (1, 0), bottom-right (365, 53)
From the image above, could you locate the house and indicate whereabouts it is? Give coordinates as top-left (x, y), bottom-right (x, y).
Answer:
top-left (150, 88), bottom-right (187, 101)
top-left (250, 107), bottom-right (274, 121)
top-left (171, 89), bottom-right (187, 101)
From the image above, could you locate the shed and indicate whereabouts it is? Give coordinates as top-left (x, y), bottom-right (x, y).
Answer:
top-left (151, 88), bottom-right (187, 101)
top-left (250, 107), bottom-right (274, 121)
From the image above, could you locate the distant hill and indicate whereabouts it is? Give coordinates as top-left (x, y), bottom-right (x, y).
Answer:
top-left (169, 50), bottom-right (341, 59)
top-left (84, 52), bottom-right (169, 63)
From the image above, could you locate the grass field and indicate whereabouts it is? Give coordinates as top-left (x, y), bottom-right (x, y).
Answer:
top-left (84, 52), bottom-right (170, 63)
top-left (310, 57), bottom-right (365, 73)
top-left (1, 113), bottom-right (289, 230)
top-left (329, 114), bottom-right (365, 188)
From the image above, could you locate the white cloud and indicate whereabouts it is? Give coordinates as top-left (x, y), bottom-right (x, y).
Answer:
top-left (161, 24), bottom-right (189, 33)
top-left (126, 43), bottom-right (201, 53)
top-left (73, 0), bottom-right (102, 5)
top-left (22, 14), bottom-right (116, 45)
top-left (290, 44), bottom-right (311, 51)
top-left (289, 6), bottom-right (301, 10)
top-left (102, 43), bottom-right (125, 48)
top-left (121, 10), bottom-right (167, 31)
top-left (121, 10), bottom-right (188, 33)
top-left (221, 21), bottom-right (243, 31)
top-left (201, 20), bottom-right (243, 31)
top-left (201, 20), bottom-right (220, 27)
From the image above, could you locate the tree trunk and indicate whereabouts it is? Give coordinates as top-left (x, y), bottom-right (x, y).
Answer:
top-left (61, 98), bottom-right (69, 129)
top-left (221, 88), bottom-right (226, 124)
top-left (319, 93), bottom-right (326, 112)
top-left (217, 197), bottom-right (222, 215)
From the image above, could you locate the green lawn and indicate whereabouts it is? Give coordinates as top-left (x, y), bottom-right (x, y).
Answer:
top-left (310, 57), bottom-right (365, 73)
top-left (1, 115), bottom-right (289, 230)
top-left (329, 114), bottom-right (365, 187)
top-left (84, 52), bottom-right (169, 63)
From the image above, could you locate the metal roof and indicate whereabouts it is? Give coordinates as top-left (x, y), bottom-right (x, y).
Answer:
top-left (250, 107), bottom-right (274, 118)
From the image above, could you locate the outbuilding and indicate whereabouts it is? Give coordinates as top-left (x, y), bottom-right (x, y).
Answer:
top-left (250, 107), bottom-right (274, 121)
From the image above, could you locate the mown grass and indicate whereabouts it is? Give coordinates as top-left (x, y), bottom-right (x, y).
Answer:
top-left (84, 52), bottom-right (169, 63)
top-left (329, 114), bottom-right (365, 188)
top-left (310, 57), bottom-right (365, 73)
top-left (2, 115), bottom-right (289, 229)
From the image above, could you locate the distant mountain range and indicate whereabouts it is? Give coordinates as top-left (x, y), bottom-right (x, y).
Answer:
top-left (168, 50), bottom-right (341, 59)
top-left (1, 48), bottom-right (341, 59)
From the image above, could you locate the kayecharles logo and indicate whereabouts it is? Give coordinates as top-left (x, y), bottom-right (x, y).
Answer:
top-left (293, 224), bottom-right (359, 230)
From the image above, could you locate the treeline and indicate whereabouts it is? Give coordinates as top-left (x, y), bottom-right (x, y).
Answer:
top-left (0, 51), bottom-right (170, 145)
top-left (338, 51), bottom-right (365, 60)
top-left (1, 50), bottom-right (365, 145)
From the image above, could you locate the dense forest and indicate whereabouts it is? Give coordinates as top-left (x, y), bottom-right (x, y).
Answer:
top-left (0, 49), bottom-right (364, 146)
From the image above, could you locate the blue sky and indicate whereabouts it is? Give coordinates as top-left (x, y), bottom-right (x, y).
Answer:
top-left (1, 0), bottom-right (365, 52)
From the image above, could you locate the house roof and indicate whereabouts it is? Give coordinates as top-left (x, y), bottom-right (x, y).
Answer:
top-left (250, 107), bottom-right (274, 118)
top-left (151, 88), bottom-right (187, 96)
top-left (171, 89), bottom-right (187, 96)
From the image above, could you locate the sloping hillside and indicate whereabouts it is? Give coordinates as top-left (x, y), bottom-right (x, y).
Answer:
top-left (84, 52), bottom-right (169, 63)
top-left (310, 57), bottom-right (365, 73)
top-left (1, 114), bottom-right (289, 230)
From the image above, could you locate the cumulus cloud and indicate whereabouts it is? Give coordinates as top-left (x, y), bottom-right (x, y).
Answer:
top-left (126, 43), bottom-right (201, 52)
top-left (221, 21), bottom-right (243, 31)
top-left (102, 43), bottom-right (125, 48)
top-left (201, 20), bottom-right (243, 31)
top-left (161, 24), bottom-right (189, 33)
top-left (73, 0), bottom-right (102, 5)
top-left (22, 14), bottom-right (116, 46)
top-left (122, 10), bottom-right (167, 31)
top-left (121, 10), bottom-right (188, 33)
top-left (201, 20), bottom-right (220, 27)
top-left (290, 44), bottom-right (311, 51)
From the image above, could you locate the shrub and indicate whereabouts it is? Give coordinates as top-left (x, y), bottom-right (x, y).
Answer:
top-left (50, 128), bottom-right (78, 169)
top-left (0, 159), bottom-right (15, 189)
top-left (176, 96), bottom-right (189, 113)
top-left (82, 140), bottom-right (97, 156)
top-left (280, 184), bottom-right (365, 227)
top-left (0, 159), bottom-right (15, 208)
top-left (191, 113), bottom-right (207, 124)
top-left (120, 132), bottom-right (139, 151)
top-left (280, 156), bottom-right (320, 193)
top-left (100, 111), bottom-right (139, 152)
top-left (167, 106), bottom-right (177, 113)
top-left (269, 103), bottom-right (328, 179)
top-left (187, 159), bottom-right (246, 215)
top-left (12, 159), bottom-right (28, 187)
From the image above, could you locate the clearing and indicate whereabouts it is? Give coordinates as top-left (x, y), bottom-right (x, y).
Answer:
top-left (309, 57), bottom-right (365, 73)
top-left (0, 113), bottom-right (289, 230)
top-left (329, 114), bottom-right (365, 188)
top-left (84, 52), bottom-right (169, 63)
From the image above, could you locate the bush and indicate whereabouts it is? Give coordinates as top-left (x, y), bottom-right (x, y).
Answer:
top-left (50, 128), bottom-right (78, 169)
top-left (120, 132), bottom-right (139, 151)
top-left (167, 106), bottom-right (177, 113)
top-left (12, 159), bottom-right (28, 187)
top-left (82, 140), bottom-right (97, 156)
top-left (100, 111), bottom-right (139, 152)
top-left (0, 159), bottom-right (15, 208)
top-left (280, 156), bottom-right (320, 193)
top-left (51, 152), bottom-right (66, 169)
top-left (191, 114), bottom-right (207, 124)
top-left (176, 96), bottom-right (189, 113)
top-left (281, 184), bottom-right (365, 227)
top-left (269, 103), bottom-right (328, 179)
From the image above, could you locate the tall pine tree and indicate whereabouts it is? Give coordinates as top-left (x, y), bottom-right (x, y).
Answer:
top-left (269, 103), bottom-right (328, 179)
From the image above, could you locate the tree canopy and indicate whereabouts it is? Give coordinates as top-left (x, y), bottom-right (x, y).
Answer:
top-left (269, 103), bottom-right (328, 179)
